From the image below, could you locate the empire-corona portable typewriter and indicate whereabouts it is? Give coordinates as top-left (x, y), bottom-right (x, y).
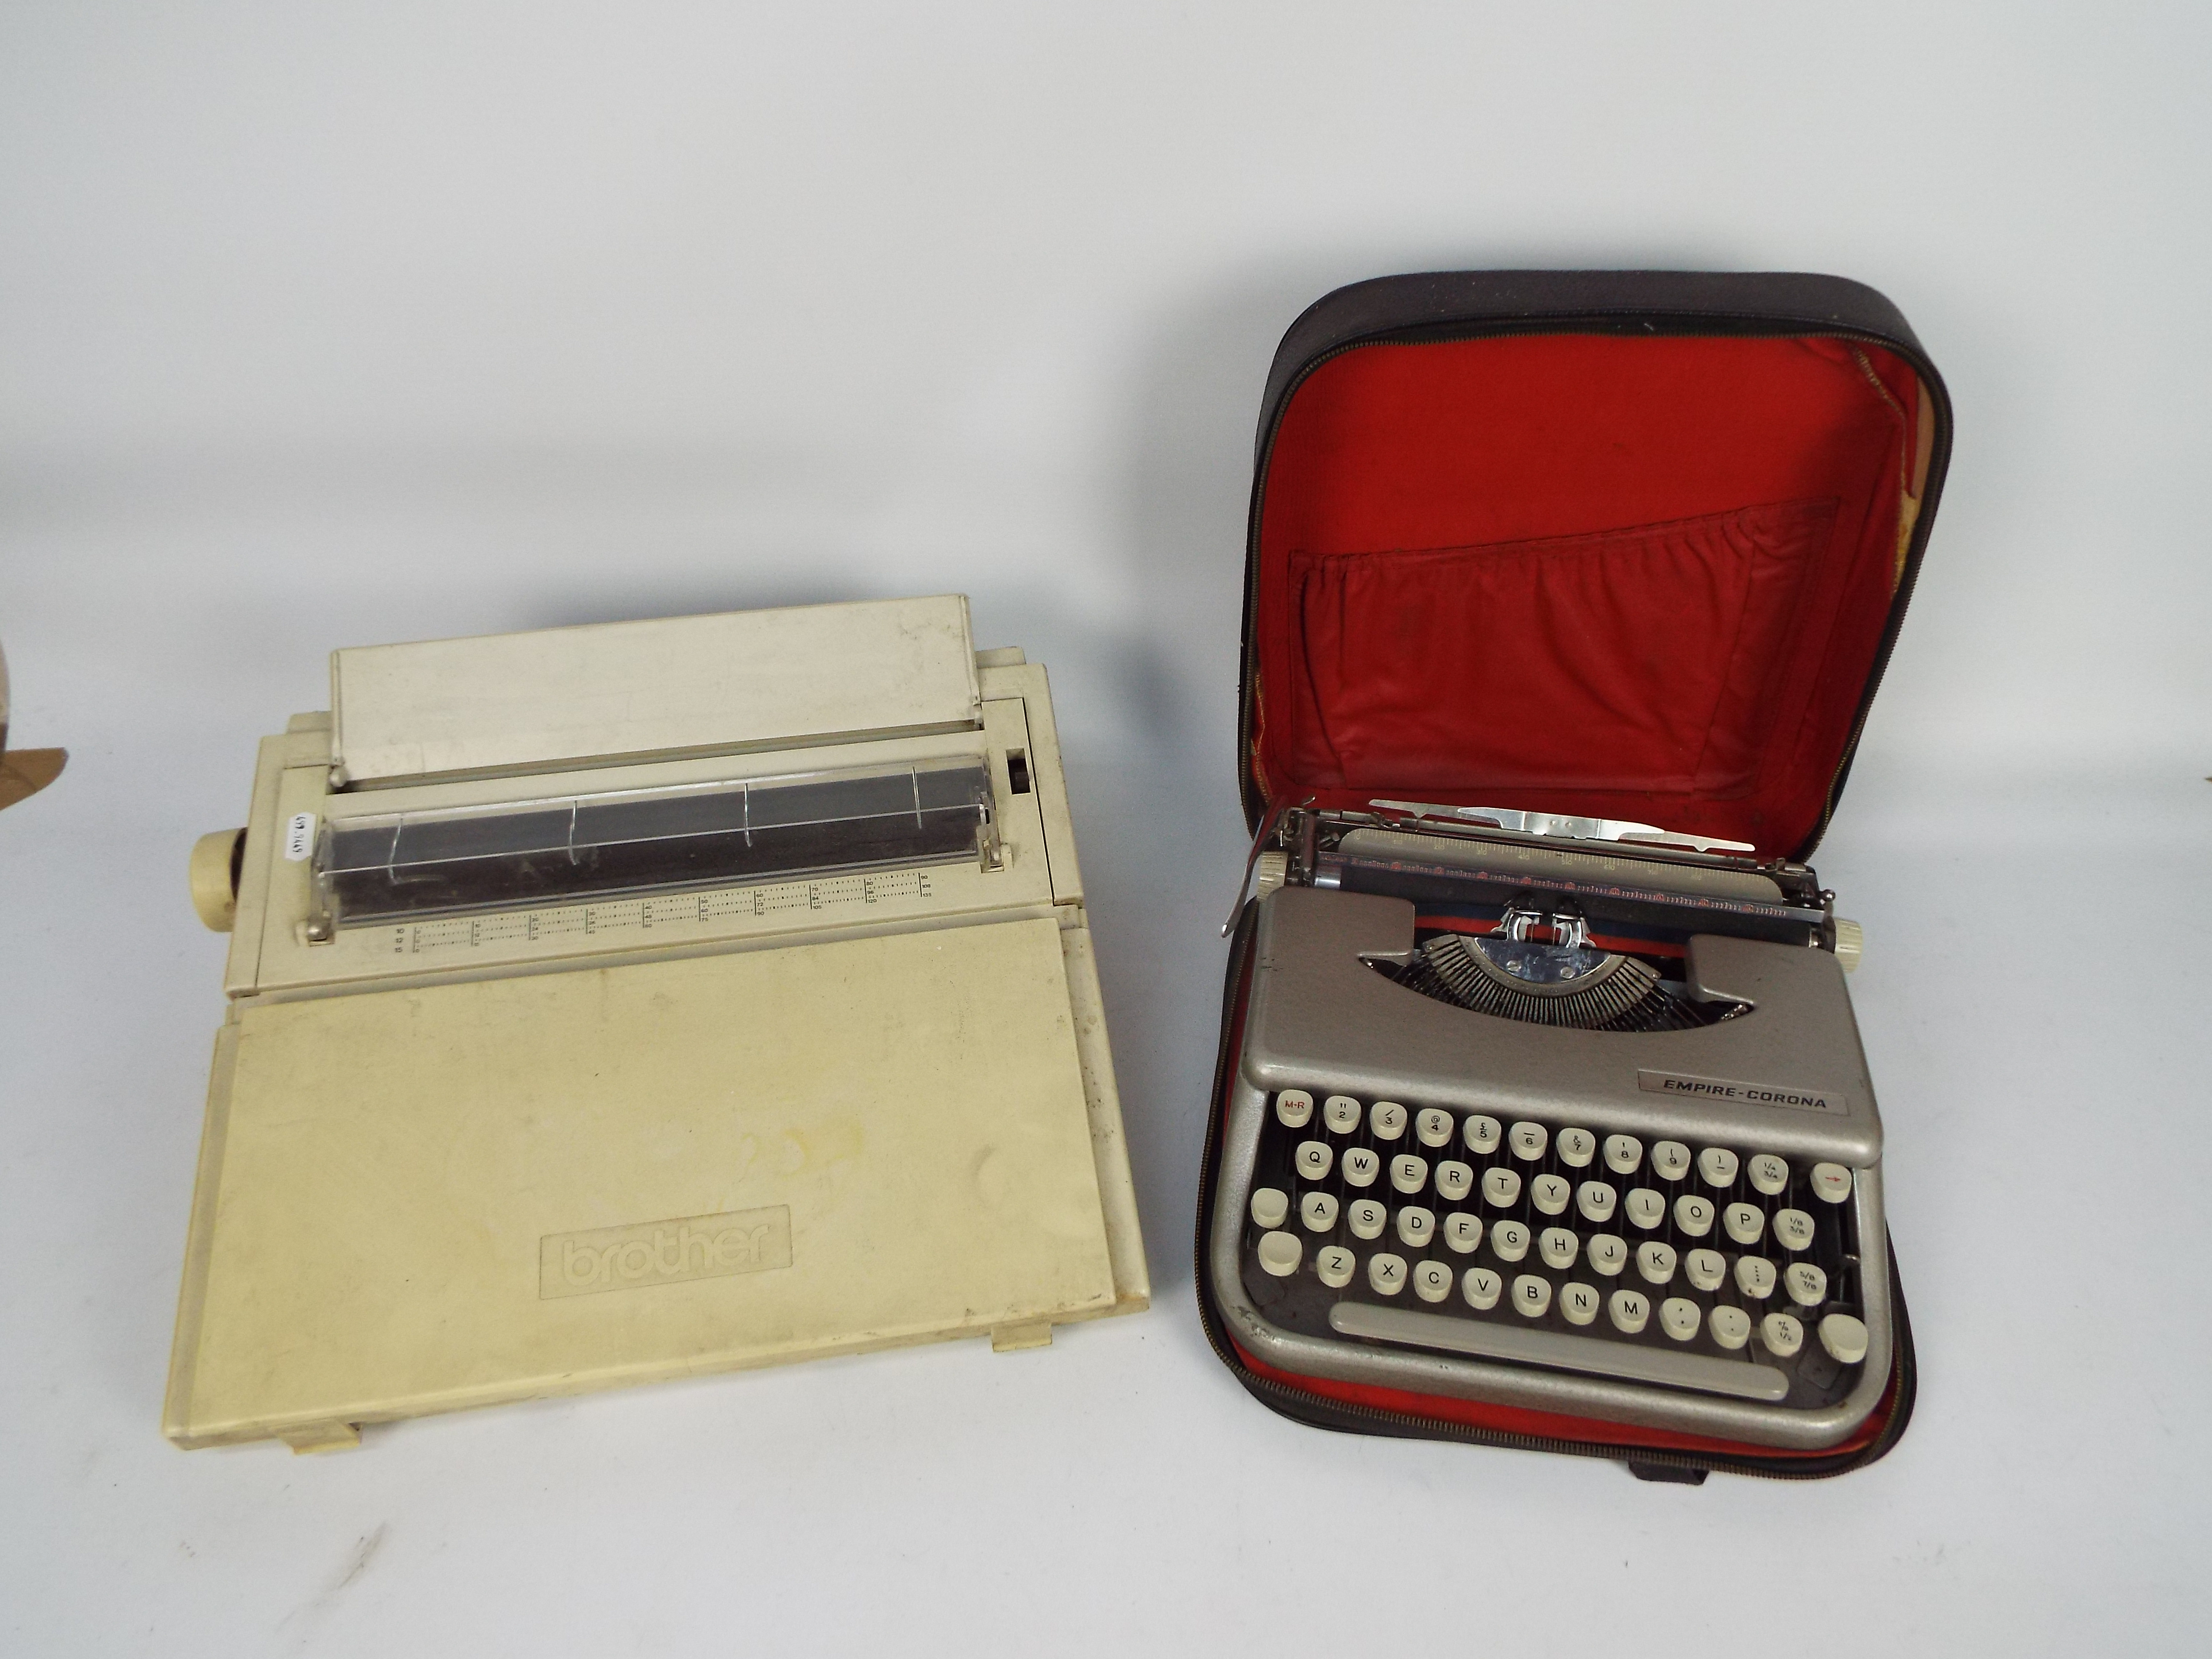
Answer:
top-left (1199, 270), bottom-right (1950, 1481)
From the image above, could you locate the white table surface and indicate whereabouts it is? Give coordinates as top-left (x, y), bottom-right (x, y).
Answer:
top-left (3, 6), bottom-right (2207, 1654)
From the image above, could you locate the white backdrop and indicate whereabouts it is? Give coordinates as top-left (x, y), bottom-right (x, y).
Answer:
top-left (3, 5), bottom-right (2207, 1654)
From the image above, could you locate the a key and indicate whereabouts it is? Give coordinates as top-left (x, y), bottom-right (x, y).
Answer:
top-left (1708, 1306), bottom-right (1752, 1350)
top-left (1773, 1208), bottom-right (1817, 1252)
top-left (1659, 1298), bottom-right (1701, 1342)
top-left (1342, 1148), bottom-right (1381, 1188)
top-left (1531, 1174), bottom-right (1572, 1215)
top-left (1442, 1212), bottom-right (1482, 1253)
top-left (1323, 1095), bottom-right (1362, 1134)
top-left (1481, 1168), bottom-right (1523, 1208)
top-left (1370, 1101), bottom-right (1408, 1140)
top-left (1760, 1310), bottom-right (1804, 1357)
top-left (1635, 1240), bottom-right (1678, 1285)
top-left (1539, 1227), bottom-right (1579, 1270)
top-left (1609, 1288), bottom-right (1651, 1334)
top-left (1396, 1207), bottom-right (1436, 1250)
top-left (1557, 1128), bottom-right (1597, 1168)
top-left (1368, 1253), bottom-right (1407, 1296)
top-left (1348, 1199), bottom-right (1387, 1240)
top-left (1391, 1154), bottom-right (1429, 1194)
top-left (1463, 1115), bottom-right (1503, 1156)
top-left (1513, 1274), bottom-right (1553, 1318)
top-left (1413, 1260), bottom-right (1453, 1303)
top-left (1257, 1231), bottom-right (1301, 1276)
top-left (1560, 1282), bottom-right (1601, 1325)
top-left (1603, 1133), bottom-right (1643, 1176)
top-left (1651, 1141), bottom-right (1692, 1181)
top-left (1462, 1266), bottom-right (1503, 1310)
top-left (1819, 1313), bottom-right (1869, 1365)
top-left (1673, 1194), bottom-right (1716, 1237)
top-left (1316, 1244), bottom-right (1355, 1289)
top-left (1509, 1121), bottom-right (1548, 1161)
top-left (1747, 1153), bottom-right (1791, 1196)
top-left (1684, 1248), bottom-right (1726, 1292)
top-left (1697, 1147), bottom-right (1740, 1188)
top-left (1577, 1181), bottom-right (1617, 1224)
top-left (1490, 1220), bottom-right (1530, 1263)
top-left (1415, 1108), bottom-right (1454, 1148)
top-left (1734, 1255), bottom-right (1777, 1299)
top-left (1811, 1163), bottom-right (1854, 1204)
top-left (1785, 1262), bottom-right (1828, 1308)
top-left (1295, 1140), bottom-right (1332, 1181)
top-left (1250, 1187), bottom-right (1288, 1229)
top-left (1299, 1191), bottom-right (1339, 1232)
top-left (1276, 1089), bottom-right (1313, 1129)
top-left (1723, 1202), bottom-right (1765, 1246)
top-left (1434, 1161), bottom-right (1474, 1202)
top-left (1587, 1234), bottom-right (1628, 1276)
top-left (1624, 1189), bottom-right (1666, 1230)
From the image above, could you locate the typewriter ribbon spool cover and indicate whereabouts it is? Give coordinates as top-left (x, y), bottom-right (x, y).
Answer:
top-left (167, 595), bottom-right (1149, 1452)
top-left (1200, 273), bottom-right (1951, 1481)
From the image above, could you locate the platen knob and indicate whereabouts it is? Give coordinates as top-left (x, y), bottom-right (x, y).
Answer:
top-left (1832, 917), bottom-right (1864, 972)
top-left (1253, 849), bottom-right (1289, 898)
top-left (190, 829), bottom-right (245, 932)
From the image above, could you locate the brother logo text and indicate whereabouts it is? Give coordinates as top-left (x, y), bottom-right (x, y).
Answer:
top-left (539, 1205), bottom-right (793, 1299)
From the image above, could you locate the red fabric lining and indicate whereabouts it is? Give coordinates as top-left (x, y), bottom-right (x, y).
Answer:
top-left (1251, 334), bottom-right (1925, 857)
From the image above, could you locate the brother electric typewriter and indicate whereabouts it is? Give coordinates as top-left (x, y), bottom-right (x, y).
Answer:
top-left (1199, 270), bottom-right (1949, 1479)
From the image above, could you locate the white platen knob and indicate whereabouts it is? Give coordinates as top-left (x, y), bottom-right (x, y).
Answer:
top-left (190, 829), bottom-right (244, 932)
top-left (1833, 916), bottom-right (1863, 972)
top-left (1253, 850), bottom-right (1289, 898)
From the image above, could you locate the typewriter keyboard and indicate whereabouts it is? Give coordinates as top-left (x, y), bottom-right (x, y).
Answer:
top-left (1240, 1089), bottom-right (1873, 1405)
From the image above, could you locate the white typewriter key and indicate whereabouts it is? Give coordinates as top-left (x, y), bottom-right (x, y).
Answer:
top-left (1819, 1313), bottom-right (1870, 1365)
top-left (1434, 1160), bottom-right (1474, 1202)
top-left (1397, 1207), bottom-right (1436, 1249)
top-left (1774, 1208), bottom-right (1817, 1252)
top-left (1323, 1095), bottom-right (1362, 1134)
top-left (1300, 1191), bottom-right (1340, 1232)
top-left (1416, 1108), bottom-right (1454, 1149)
top-left (1735, 1255), bottom-right (1777, 1299)
top-left (1672, 1194), bottom-right (1716, 1237)
top-left (1561, 1282), bottom-right (1601, 1325)
top-left (1624, 1188), bottom-right (1666, 1230)
top-left (1587, 1234), bottom-right (1629, 1276)
top-left (1370, 1100), bottom-right (1408, 1140)
top-left (1275, 1089), bottom-right (1314, 1129)
top-left (1490, 1220), bottom-right (1531, 1262)
top-left (1697, 1147), bottom-right (1740, 1188)
top-left (1250, 1188), bottom-right (1289, 1229)
top-left (1635, 1240), bottom-right (1678, 1285)
top-left (1316, 1245), bottom-right (1356, 1289)
top-left (1785, 1262), bottom-right (1829, 1308)
top-left (1557, 1128), bottom-right (1596, 1168)
top-left (1295, 1140), bottom-right (1333, 1181)
top-left (1708, 1306), bottom-right (1752, 1350)
top-left (1604, 1133), bottom-right (1643, 1176)
top-left (1462, 1267), bottom-right (1503, 1310)
top-left (1513, 1274), bottom-right (1553, 1318)
top-left (1530, 1174), bottom-right (1572, 1215)
top-left (1463, 1114), bottom-right (1503, 1155)
top-left (1747, 1153), bottom-right (1791, 1196)
top-left (1368, 1253), bottom-right (1408, 1295)
top-left (1481, 1168), bottom-right (1523, 1208)
top-left (1539, 1227), bottom-right (1579, 1270)
top-left (1811, 1163), bottom-right (1855, 1204)
top-left (1348, 1199), bottom-right (1387, 1240)
top-left (1659, 1298), bottom-right (1702, 1342)
top-left (1577, 1181), bottom-right (1617, 1224)
top-left (1609, 1289), bottom-right (1651, 1334)
top-left (1760, 1311), bottom-right (1804, 1357)
top-left (1723, 1202), bottom-right (1766, 1246)
top-left (1390, 1154), bottom-right (1429, 1194)
top-left (1684, 1248), bottom-right (1726, 1292)
top-left (1342, 1148), bottom-right (1381, 1188)
top-left (1509, 1121), bottom-right (1549, 1161)
top-left (1257, 1231), bottom-right (1302, 1276)
top-left (1651, 1141), bottom-right (1692, 1181)
top-left (1443, 1212), bottom-right (1483, 1253)
top-left (1413, 1260), bottom-right (1454, 1303)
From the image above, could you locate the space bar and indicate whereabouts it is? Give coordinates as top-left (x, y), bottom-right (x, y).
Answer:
top-left (1329, 1303), bottom-right (1791, 1403)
